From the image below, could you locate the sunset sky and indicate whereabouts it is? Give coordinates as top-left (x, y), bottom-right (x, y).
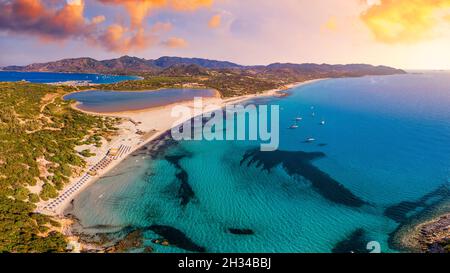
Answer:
top-left (1, 0), bottom-right (450, 69)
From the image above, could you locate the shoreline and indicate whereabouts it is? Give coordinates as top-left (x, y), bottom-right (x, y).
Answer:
top-left (37, 79), bottom-right (325, 252)
top-left (37, 80), bottom-right (319, 218)
top-left (39, 77), bottom-right (449, 253)
top-left (0, 69), bottom-right (143, 78)
top-left (390, 199), bottom-right (450, 253)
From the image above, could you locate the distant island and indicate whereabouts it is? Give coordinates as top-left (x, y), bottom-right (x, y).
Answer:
top-left (2, 56), bottom-right (406, 97)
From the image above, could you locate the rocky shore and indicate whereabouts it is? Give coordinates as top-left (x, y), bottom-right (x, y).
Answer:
top-left (415, 214), bottom-right (450, 253)
top-left (394, 211), bottom-right (450, 253)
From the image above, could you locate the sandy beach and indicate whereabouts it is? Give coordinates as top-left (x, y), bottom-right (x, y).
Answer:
top-left (36, 80), bottom-right (321, 219)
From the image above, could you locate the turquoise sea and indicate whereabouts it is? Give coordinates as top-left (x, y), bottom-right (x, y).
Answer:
top-left (67, 73), bottom-right (450, 253)
top-left (0, 71), bottom-right (138, 84)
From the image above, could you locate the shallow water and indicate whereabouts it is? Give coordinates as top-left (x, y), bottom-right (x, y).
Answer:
top-left (0, 71), bottom-right (138, 84)
top-left (69, 73), bottom-right (450, 253)
top-left (64, 89), bottom-right (217, 112)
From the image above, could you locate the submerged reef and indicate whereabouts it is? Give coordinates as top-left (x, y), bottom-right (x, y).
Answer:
top-left (240, 149), bottom-right (367, 208)
top-left (144, 225), bottom-right (206, 253)
top-left (165, 154), bottom-right (196, 207)
top-left (332, 228), bottom-right (371, 253)
top-left (385, 184), bottom-right (449, 223)
top-left (228, 228), bottom-right (255, 235)
top-left (387, 184), bottom-right (450, 252)
top-left (68, 213), bottom-right (207, 253)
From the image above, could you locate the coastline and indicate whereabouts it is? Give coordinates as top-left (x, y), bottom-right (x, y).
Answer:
top-left (0, 71), bottom-right (142, 87)
top-left (390, 198), bottom-right (450, 253)
top-left (38, 80), bottom-right (321, 249)
top-left (38, 76), bottom-right (449, 253)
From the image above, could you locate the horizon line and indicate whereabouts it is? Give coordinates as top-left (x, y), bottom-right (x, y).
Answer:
top-left (1, 55), bottom-right (450, 71)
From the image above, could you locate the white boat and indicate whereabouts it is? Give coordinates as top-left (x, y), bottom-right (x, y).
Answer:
top-left (295, 117), bottom-right (303, 121)
top-left (311, 112), bottom-right (316, 117)
top-left (320, 120), bottom-right (326, 125)
top-left (289, 125), bottom-right (299, 129)
top-left (305, 138), bottom-right (316, 142)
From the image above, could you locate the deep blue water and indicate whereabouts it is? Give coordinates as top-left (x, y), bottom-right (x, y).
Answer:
top-left (64, 89), bottom-right (218, 112)
top-left (68, 73), bottom-right (450, 253)
top-left (0, 71), bottom-right (138, 84)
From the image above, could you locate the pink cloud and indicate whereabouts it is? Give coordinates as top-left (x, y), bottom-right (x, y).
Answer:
top-left (0, 0), bottom-right (188, 53)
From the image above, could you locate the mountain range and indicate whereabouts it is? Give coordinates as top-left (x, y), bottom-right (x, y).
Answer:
top-left (2, 56), bottom-right (241, 74)
top-left (2, 56), bottom-right (405, 77)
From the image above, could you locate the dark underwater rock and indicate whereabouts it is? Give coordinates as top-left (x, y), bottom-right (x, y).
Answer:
top-left (332, 228), bottom-right (370, 253)
top-left (384, 185), bottom-right (450, 223)
top-left (240, 149), bottom-right (367, 208)
top-left (386, 184), bottom-right (450, 252)
top-left (165, 154), bottom-right (196, 207)
top-left (145, 225), bottom-right (206, 253)
top-left (228, 228), bottom-right (255, 235)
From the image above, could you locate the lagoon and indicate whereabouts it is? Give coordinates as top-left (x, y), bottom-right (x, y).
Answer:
top-left (64, 89), bottom-right (218, 113)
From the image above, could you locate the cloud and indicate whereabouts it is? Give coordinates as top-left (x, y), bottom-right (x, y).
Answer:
top-left (96, 24), bottom-right (157, 52)
top-left (361, 0), bottom-right (450, 43)
top-left (94, 0), bottom-right (213, 51)
top-left (0, 0), bottom-right (89, 40)
top-left (150, 22), bottom-right (173, 33)
top-left (321, 16), bottom-right (338, 32)
top-left (91, 15), bottom-right (106, 24)
top-left (0, 0), bottom-right (199, 53)
top-left (208, 14), bottom-right (222, 28)
top-left (98, 0), bottom-right (213, 29)
top-left (162, 37), bottom-right (188, 48)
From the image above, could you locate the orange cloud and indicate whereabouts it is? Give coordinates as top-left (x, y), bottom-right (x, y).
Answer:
top-left (0, 0), bottom-right (197, 53)
top-left (162, 37), bottom-right (188, 48)
top-left (321, 16), bottom-right (338, 32)
top-left (151, 22), bottom-right (173, 32)
top-left (361, 0), bottom-right (450, 43)
top-left (98, 0), bottom-right (213, 29)
top-left (97, 24), bottom-right (157, 52)
top-left (0, 0), bottom-right (89, 40)
top-left (208, 14), bottom-right (222, 28)
top-left (92, 15), bottom-right (106, 24)
top-left (170, 0), bottom-right (213, 11)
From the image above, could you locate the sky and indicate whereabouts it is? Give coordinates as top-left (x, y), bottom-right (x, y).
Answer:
top-left (0, 0), bottom-right (450, 69)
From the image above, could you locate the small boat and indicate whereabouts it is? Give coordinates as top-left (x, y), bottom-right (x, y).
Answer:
top-left (311, 112), bottom-right (316, 117)
top-left (320, 120), bottom-right (326, 125)
top-left (289, 125), bottom-right (299, 129)
top-left (295, 117), bottom-right (303, 121)
top-left (305, 138), bottom-right (316, 142)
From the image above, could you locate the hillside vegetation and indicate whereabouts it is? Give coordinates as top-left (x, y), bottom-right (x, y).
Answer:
top-left (0, 82), bottom-right (119, 252)
top-left (99, 63), bottom-right (405, 97)
top-left (4, 56), bottom-right (406, 98)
